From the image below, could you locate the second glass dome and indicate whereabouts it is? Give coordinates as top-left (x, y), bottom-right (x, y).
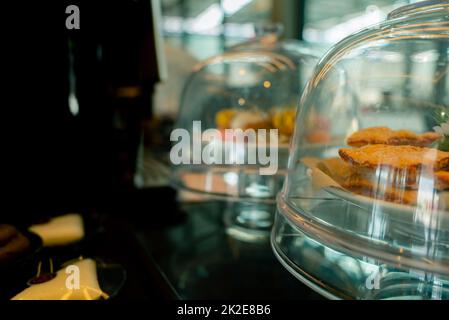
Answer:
top-left (171, 39), bottom-right (319, 203)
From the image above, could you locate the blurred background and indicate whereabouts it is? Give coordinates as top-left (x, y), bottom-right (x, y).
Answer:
top-left (161, 0), bottom-right (414, 58)
top-left (154, 0), bottom-right (425, 119)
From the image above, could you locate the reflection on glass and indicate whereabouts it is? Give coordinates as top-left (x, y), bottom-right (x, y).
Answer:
top-left (273, 0), bottom-right (449, 300)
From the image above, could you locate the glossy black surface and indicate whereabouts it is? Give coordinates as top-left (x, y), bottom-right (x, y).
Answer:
top-left (135, 197), bottom-right (324, 300)
top-left (0, 231), bottom-right (43, 300)
top-left (1, 187), bottom-right (324, 300)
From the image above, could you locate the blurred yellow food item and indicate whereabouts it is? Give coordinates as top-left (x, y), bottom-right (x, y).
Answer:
top-left (230, 110), bottom-right (271, 130)
top-left (271, 108), bottom-right (296, 136)
top-left (215, 109), bottom-right (237, 129)
top-left (216, 107), bottom-right (297, 139)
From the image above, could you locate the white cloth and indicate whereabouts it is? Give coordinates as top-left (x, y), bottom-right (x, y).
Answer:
top-left (29, 214), bottom-right (84, 247)
top-left (12, 259), bottom-right (107, 300)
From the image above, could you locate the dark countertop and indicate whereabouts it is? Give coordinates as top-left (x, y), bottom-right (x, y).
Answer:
top-left (130, 191), bottom-right (323, 300)
top-left (2, 187), bottom-right (323, 300)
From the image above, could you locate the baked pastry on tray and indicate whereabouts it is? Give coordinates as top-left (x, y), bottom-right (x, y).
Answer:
top-left (346, 127), bottom-right (440, 148)
top-left (304, 126), bottom-right (448, 208)
top-left (339, 145), bottom-right (449, 172)
top-left (318, 157), bottom-right (449, 192)
top-left (312, 157), bottom-right (444, 205)
top-left (338, 144), bottom-right (449, 188)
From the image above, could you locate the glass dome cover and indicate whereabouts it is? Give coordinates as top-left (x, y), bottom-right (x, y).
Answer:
top-left (171, 37), bottom-right (319, 203)
top-left (273, 0), bottom-right (449, 299)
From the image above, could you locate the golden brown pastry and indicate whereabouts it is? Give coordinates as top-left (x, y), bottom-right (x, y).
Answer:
top-left (339, 145), bottom-right (449, 172)
top-left (316, 157), bottom-right (360, 185)
top-left (347, 127), bottom-right (440, 147)
top-left (306, 124), bottom-right (448, 206)
top-left (306, 155), bottom-right (447, 205)
top-left (345, 168), bottom-right (448, 191)
top-left (335, 145), bottom-right (449, 205)
top-left (316, 157), bottom-right (448, 193)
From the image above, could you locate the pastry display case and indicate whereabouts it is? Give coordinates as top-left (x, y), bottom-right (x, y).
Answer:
top-left (171, 39), bottom-right (319, 203)
top-left (272, 0), bottom-right (449, 300)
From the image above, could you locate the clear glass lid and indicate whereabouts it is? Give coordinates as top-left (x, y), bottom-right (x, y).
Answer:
top-left (273, 0), bottom-right (449, 300)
